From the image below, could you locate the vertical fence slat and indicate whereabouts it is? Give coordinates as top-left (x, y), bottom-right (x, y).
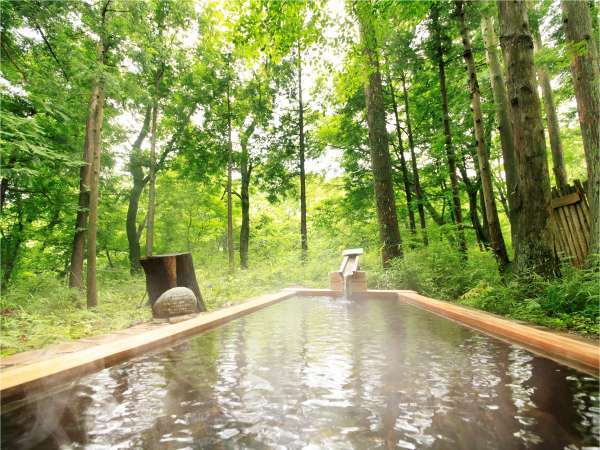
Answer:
top-left (551, 181), bottom-right (591, 266)
top-left (574, 203), bottom-right (590, 250)
top-left (567, 204), bottom-right (587, 265)
top-left (558, 205), bottom-right (581, 265)
top-left (554, 210), bottom-right (569, 259)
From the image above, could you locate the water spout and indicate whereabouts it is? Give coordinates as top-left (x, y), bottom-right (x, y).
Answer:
top-left (338, 248), bottom-right (363, 299)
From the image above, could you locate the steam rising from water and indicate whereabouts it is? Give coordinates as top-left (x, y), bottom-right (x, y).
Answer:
top-left (2, 297), bottom-right (598, 449)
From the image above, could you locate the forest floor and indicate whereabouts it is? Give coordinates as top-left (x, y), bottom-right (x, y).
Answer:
top-left (1, 246), bottom-right (598, 358)
top-left (0, 252), bottom-right (339, 357)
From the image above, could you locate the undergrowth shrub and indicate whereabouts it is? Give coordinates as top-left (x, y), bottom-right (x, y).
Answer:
top-left (373, 243), bottom-right (599, 337)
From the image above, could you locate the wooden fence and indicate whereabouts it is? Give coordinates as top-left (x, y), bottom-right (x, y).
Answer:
top-left (551, 180), bottom-right (591, 266)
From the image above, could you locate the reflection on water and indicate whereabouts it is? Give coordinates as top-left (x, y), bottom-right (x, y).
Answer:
top-left (2, 297), bottom-right (599, 449)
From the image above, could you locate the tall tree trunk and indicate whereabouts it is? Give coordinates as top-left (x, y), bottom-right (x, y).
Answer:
top-left (297, 43), bottom-right (308, 257)
top-left (239, 122), bottom-right (255, 270)
top-left (431, 4), bottom-right (467, 256)
top-left (401, 72), bottom-right (428, 245)
top-left (457, 0), bottom-right (510, 271)
top-left (146, 67), bottom-right (163, 258)
top-left (562, 0), bottom-right (600, 260)
top-left (226, 77), bottom-right (235, 273)
top-left (385, 67), bottom-right (416, 236)
top-left (86, 2), bottom-right (111, 307)
top-left (1, 195), bottom-right (25, 290)
top-left (531, 24), bottom-right (568, 192)
top-left (498, 0), bottom-right (559, 277)
top-left (356, 2), bottom-right (403, 266)
top-left (482, 15), bottom-right (520, 245)
top-left (86, 70), bottom-right (105, 308)
top-left (69, 83), bottom-right (100, 288)
top-left (458, 158), bottom-right (489, 249)
top-left (126, 106), bottom-right (152, 274)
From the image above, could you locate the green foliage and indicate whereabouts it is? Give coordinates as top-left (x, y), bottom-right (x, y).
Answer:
top-left (374, 244), bottom-right (599, 336)
top-left (1, 0), bottom-right (597, 359)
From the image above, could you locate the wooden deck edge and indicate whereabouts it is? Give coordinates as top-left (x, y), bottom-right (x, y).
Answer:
top-left (396, 291), bottom-right (600, 376)
top-left (0, 289), bottom-right (299, 404)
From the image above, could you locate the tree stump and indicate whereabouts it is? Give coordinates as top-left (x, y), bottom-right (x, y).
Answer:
top-left (140, 252), bottom-right (206, 314)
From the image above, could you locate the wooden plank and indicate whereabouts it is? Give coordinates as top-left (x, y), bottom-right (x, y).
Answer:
top-left (552, 209), bottom-right (569, 258)
top-left (551, 191), bottom-right (580, 209)
top-left (574, 202), bottom-right (591, 249)
top-left (557, 206), bottom-right (579, 263)
top-left (570, 203), bottom-right (590, 254)
top-left (0, 290), bottom-right (299, 403)
top-left (397, 291), bottom-right (600, 375)
top-left (565, 204), bottom-right (586, 265)
top-left (342, 248), bottom-right (364, 256)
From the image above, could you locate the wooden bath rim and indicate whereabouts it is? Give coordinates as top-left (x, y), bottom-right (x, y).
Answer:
top-left (1, 288), bottom-right (598, 405)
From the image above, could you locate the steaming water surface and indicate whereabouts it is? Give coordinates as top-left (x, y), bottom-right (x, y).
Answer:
top-left (2, 297), bottom-right (599, 449)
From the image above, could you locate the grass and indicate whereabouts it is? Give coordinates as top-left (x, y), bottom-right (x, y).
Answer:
top-left (1, 242), bottom-right (597, 358)
top-left (370, 240), bottom-right (600, 338)
top-left (0, 249), bottom-right (339, 357)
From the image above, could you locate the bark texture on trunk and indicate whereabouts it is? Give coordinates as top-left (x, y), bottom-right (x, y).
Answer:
top-left (226, 78), bottom-right (235, 273)
top-left (146, 67), bottom-right (163, 258)
top-left (401, 72), bottom-right (428, 245)
top-left (498, 0), bottom-right (559, 277)
top-left (386, 68), bottom-right (416, 236)
top-left (86, 72), bottom-right (105, 308)
top-left (562, 0), bottom-right (600, 259)
top-left (482, 15), bottom-right (520, 244)
top-left (126, 106), bottom-right (152, 274)
top-left (431, 4), bottom-right (467, 255)
top-left (458, 159), bottom-right (489, 249)
top-left (145, 103), bottom-right (158, 257)
top-left (532, 27), bottom-right (568, 192)
top-left (86, 0), bottom-right (111, 307)
top-left (457, 0), bottom-right (510, 271)
top-left (1, 195), bottom-right (26, 290)
top-left (69, 83), bottom-right (100, 288)
top-left (298, 43), bottom-right (308, 257)
top-left (239, 122), bottom-right (255, 270)
top-left (356, 2), bottom-right (403, 266)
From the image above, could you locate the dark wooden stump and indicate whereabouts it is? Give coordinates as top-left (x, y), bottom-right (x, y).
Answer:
top-left (140, 252), bottom-right (206, 313)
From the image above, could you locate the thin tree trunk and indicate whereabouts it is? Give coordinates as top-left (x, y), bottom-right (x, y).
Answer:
top-left (400, 72), bottom-right (428, 245)
top-left (482, 15), bottom-right (520, 244)
top-left (239, 122), bottom-right (255, 269)
top-left (1, 196), bottom-right (24, 290)
top-left (85, 0), bottom-right (111, 308)
top-left (126, 106), bottom-right (152, 274)
top-left (86, 71), bottom-right (105, 308)
top-left (226, 77), bottom-right (235, 273)
top-left (385, 67), bottom-right (416, 236)
top-left (146, 69), bottom-right (162, 258)
top-left (424, 197), bottom-right (446, 226)
top-left (431, 4), bottom-right (467, 256)
top-left (562, 0), bottom-right (600, 260)
top-left (105, 247), bottom-right (113, 268)
top-left (298, 43), bottom-right (308, 257)
top-left (457, 0), bottom-right (510, 271)
top-left (458, 159), bottom-right (489, 249)
top-left (498, 0), bottom-right (559, 277)
top-left (69, 83), bottom-right (100, 288)
top-left (532, 26), bottom-right (568, 192)
top-left (356, 2), bottom-right (403, 266)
